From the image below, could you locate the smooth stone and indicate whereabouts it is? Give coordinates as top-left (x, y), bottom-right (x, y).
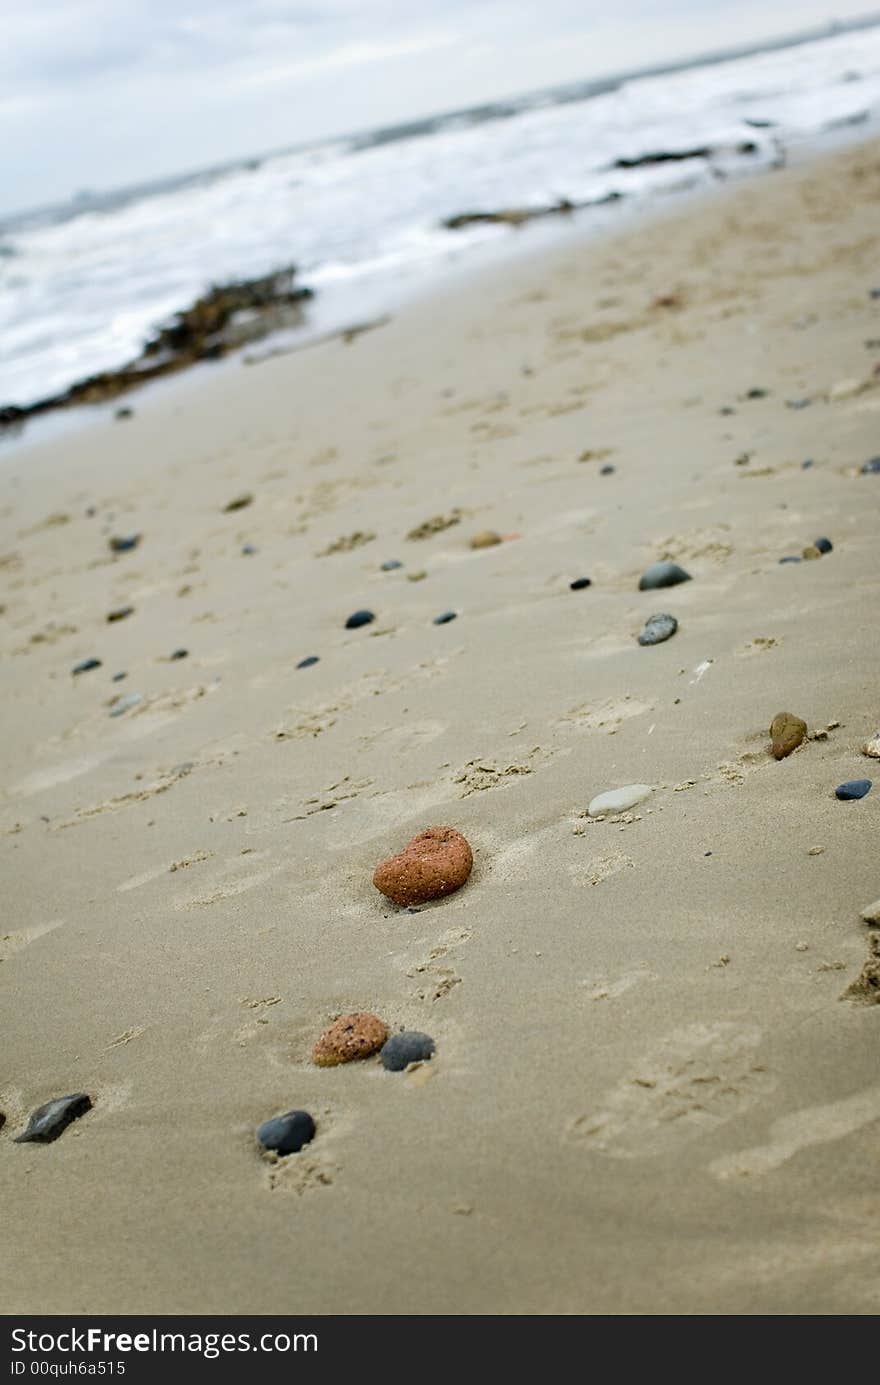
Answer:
top-left (223, 492), bottom-right (253, 512)
top-left (746, 387), bottom-right (768, 398)
top-left (814, 537), bottom-right (833, 553)
top-left (312, 1013), bottom-right (389, 1067)
top-left (381, 1031), bottom-right (436, 1072)
top-left (241, 544), bottom-right (257, 555)
top-left (72, 657), bottom-right (101, 675)
top-left (381, 560), bottom-right (403, 571)
top-left (862, 732), bottom-right (880, 758)
top-left (770, 711), bottom-right (807, 760)
top-left (801, 458), bottom-right (815, 469)
top-left (257, 1110), bottom-right (316, 1156)
top-left (14, 1093), bottom-right (92, 1144)
top-left (570, 577), bottom-right (592, 590)
top-left (638, 561), bottom-right (691, 591)
top-left (779, 555), bottom-right (802, 564)
top-left (374, 826), bottom-right (473, 906)
top-left (859, 898), bottom-right (880, 924)
top-left (170, 648), bottom-right (188, 660)
top-left (109, 692), bottom-right (143, 717)
top-left (588, 784), bottom-right (653, 816)
top-left (600, 464), bottom-right (616, 475)
top-left (345, 609), bottom-right (375, 629)
top-left (470, 530), bottom-right (502, 549)
top-left (434, 611), bottom-right (457, 624)
top-left (106, 605), bottom-right (134, 622)
top-left (836, 779), bottom-right (872, 800)
top-left (297, 655), bottom-right (319, 669)
top-left (786, 398), bottom-right (812, 409)
top-left (861, 457), bottom-right (880, 474)
top-left (111, 671), bottom-right (127, 682)
top-left (109, 534), bottom-right (141, 553)
top-left (638, 612), bottom-right (677, 646)
top-left (802, 545), bottom-right (821, 560)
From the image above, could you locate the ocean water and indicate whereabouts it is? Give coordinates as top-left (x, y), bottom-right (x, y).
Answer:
top-left (2, 23), bottom-right (880, 412)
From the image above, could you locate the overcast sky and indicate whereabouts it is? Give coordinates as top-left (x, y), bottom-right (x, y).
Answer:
top-left (4, 1), bottom-right (880, 215)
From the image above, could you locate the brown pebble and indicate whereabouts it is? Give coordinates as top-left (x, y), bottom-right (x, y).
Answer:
top-left (470, 530), bottom-right (502, 549)
top-left (373, 825), bottom-right (473, 906)
top-left (770, 711), bottom-right (807, 760)
top-left (802, 545), bottom-right (821, 560)
top-left (312, 1012), bottom-right (388, 1067)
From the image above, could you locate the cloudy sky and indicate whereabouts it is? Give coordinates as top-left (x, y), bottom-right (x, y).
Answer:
top-left (4, 0), bottom-right (880, 214)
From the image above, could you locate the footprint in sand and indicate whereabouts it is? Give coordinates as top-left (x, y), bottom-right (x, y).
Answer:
top-left (173, 862), bottom-right (282, 910)
top-left (567, 1022), bottom-right (774, 1158)
top-left (558, 696), bottom-right (653, 735)
top-left (709, 1084), bottom-right (880, 1180)
top-left (0, 918), bottom-right (64, 963)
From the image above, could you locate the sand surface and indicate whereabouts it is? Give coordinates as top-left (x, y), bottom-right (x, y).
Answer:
top-left (2, 143), bottom-right (880, 1316)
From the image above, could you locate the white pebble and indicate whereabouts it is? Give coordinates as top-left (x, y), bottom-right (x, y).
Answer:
top-left (588, 784), bottom-right (654, 817)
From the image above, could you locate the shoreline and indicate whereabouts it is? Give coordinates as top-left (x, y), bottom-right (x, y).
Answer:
top-left (2, 138), bottom-right (880, 1315)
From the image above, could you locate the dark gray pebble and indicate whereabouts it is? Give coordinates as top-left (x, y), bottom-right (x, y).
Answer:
top-left (72, 658), bottom-right (101, 676)
top-left (786, 399), bottom-right (812, 410)
top-left (719, 406), bottom-right (736, 416)
top-left (801, 459), bottom-right (814, 469)
top-left (111, 671), bottom-right (127, 682)
top-left (114, 406), bottom-right (133, 420)
top-left (170, 648), bottom-right (188, 660)
top-left (746, 388), bottom-right (769, 399)
top-left (380, 1032), bottom-right (436, 1072)
top-left (814, 537), bottom-right (833, 553)
top-left (257, 1109), bottom-right (315, 1156)
top-left (241, 544), bottom-right (257, 555)
top-left (870, 288), bottom-right (880, 299)
top-left (570, 578), bottom-right (592, 590)
top-left (345, 609), bottom-right (375, 629)
top-left (600, 464), bottom-right (616, 475)
top-left (381, 560), bottom-right (403, 571)
top-left (297, 655), bottom-right (319, 669)
top-left (779, 555), bottom-right (802, 564)
top-left (109, 534), bottom-right (141, 554)
top-left (434, 611), bottom-right (457, 624)
top-left (638, 612), bottom-right (678, 645)
top-left (106, 606), bottom-right (134, 623)
top-left (638, 561), bottom-right (691, 591)
top-left (15, 1094), bottom-right (92, 1144)
top-left (835, 779), bottom-right (872, 801)
top-left (862, 457), bottom-right (880, 474)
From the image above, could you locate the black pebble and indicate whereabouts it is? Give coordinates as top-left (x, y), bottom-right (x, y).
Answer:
top-left (170, 648), bottom-right (188, 660)
top-left (638, 561), bottom-right (691, 591)
top-left (779, 555), bottom-right (802, 564)
top-left (109, 534), bottom-right (141, 554)
top-left (434, 611), bottom-right (457, 624)
top-left (380, 1032), bottom-right (436, 1072)
top-left (72, 658), bottom-right (101, 676)
top-left (106, 606), bottom-right (134, 623)
top-left (15, 1094), bottom-right (92, 1144)
top-left (297, 655), bottom-right (319, 669)
top-left (570, 577), bottom-right (592, 590)
top-left (746, 387), bottom-right (768, 399)
top-left (862, 457), bottom-right (880, 474)
top-left (835, 779), bottom-right (872, 801)
top-left (814, 537), bottom-right (833, 553)
top-left (111, 671), bottom-right (127, 682)
top-left (114, 407), bottom-right (133, 420)
top-left (381, 560), bottom-right (403, 571)
top-left (345, 609), bottom-right (375, 629)
top-left (257, 1110), bottom-right (315, 1156)
top-left (599, 464), bottom-right (615, 475)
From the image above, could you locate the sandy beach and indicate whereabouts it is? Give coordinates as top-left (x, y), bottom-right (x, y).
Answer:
top-left (2, 140), bottom-right (880, 1315)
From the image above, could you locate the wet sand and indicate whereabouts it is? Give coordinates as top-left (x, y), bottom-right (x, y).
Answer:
top-left (2, 141), bottom-right (880, 1315)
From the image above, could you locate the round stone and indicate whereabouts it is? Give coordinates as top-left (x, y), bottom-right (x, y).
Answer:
top-left (345, 609), bottom-right (375, 629)
top-left (588, 784), bottom-right (653, 817)
top-left (801, 459), bottom-right (814, 469)
top-left (312, 1013), bottom-right (389, 1067)
top-left (638, 561), bottom-right (691, 591)
top-left (256, 1110), bottom-right (315, 1156)
top-left (770, 711), bottom-right (807, 760)
top-left (570, 578), bottom-right (592, 590)
top-left (638, 612), bottom-right (677, 646)
top-left (835, 779), bottom-right (872, 801)
top-left (373, 826), bottom-right (473, 906)
top-left (814, 537), bottom-right (832, 553)
top-left (381, 1031), bottom-right (436, 1072)
top-left (296, 655), bottom-right (319, 669)
top-left (241, 544), bottom-right (258, 555)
